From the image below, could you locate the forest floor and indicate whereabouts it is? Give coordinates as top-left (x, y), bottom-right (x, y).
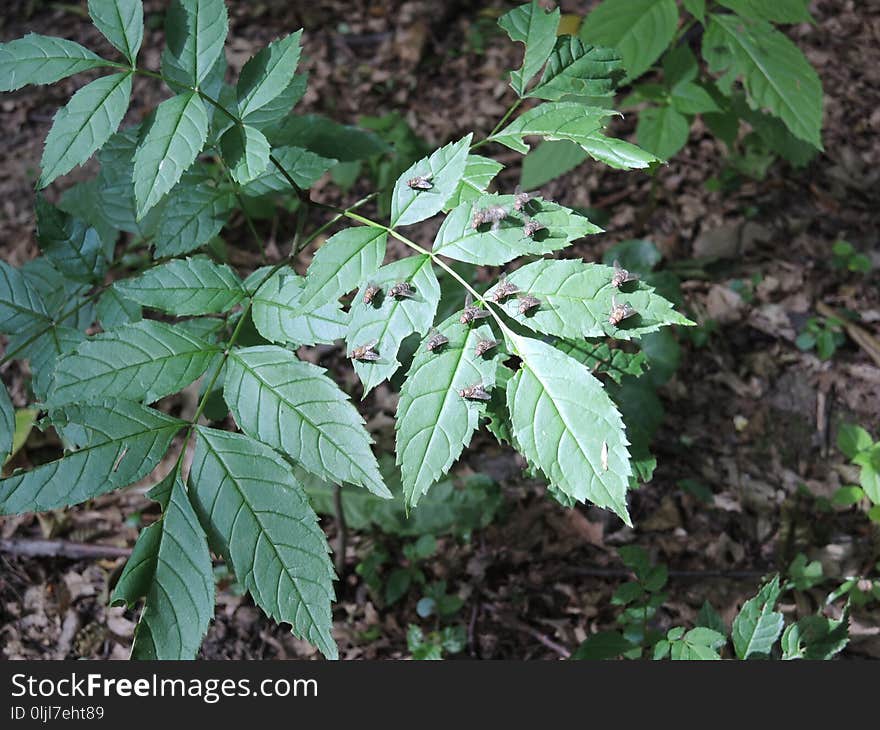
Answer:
top-left (1, 0), bottom-right (879, 660)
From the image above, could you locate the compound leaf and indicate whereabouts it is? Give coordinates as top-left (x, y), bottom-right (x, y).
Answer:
top-left (0, 34), bottom-right (108, 92)
top-left (225, 346), bottom-right (389, 497)
top-left (236, 31), bottom-right (303, 117)
top-left (88, 0), bottom-right (144, 65)
top-left (579, 0), bottom-right (679, 79)
top-left (134, 91), bottom-right (209, 218)
top-left (732, 575), bottom-right (785, 659)
top-left (396, 316), bottom-right (501, 508)
top-left (162, 0), bottom-right (228, 87)
top-left (189, 426), bottom-right (337, 659)
top-left (251, 268), bottom-right (348, 347)
top-left (484, 259), bottom-right (691, 340)
top-left (390, 135), bottom-right (472, 227)
top-left (298, 227), bottom-right (387, 313)
top-left (506, 334), bottom-right (632, 522)
top-left (347, 255), bottom-right (440, 395)
top-left (40, 71), bottom-right (132, 188)
top-left (433, 194), bottom-right (600, 266)
top-left (0, 400), bottom-right (183, 514)
top-left (112, 473), bottom-right (213, 660)
top-left (49, 320), bottom-right (221, 406)
top-left (527, 37), bottom-right (623, 101)
top-left (703, 13), bottom-right (823, 147)
top-left (115, 256), bottom-right (245, 315)
top-left (498, 1), bottom-right (560, 96)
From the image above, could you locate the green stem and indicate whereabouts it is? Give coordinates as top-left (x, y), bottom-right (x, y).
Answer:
top-left (471, 98), bottom-right (522, 151)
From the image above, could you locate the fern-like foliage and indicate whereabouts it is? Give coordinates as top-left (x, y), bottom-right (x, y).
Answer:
top-left (0, 0), bottom-right (691, 659)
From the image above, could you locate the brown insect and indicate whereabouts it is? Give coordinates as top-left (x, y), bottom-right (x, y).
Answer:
top-left (474, 338), bottom-right (500, 357)
top-left (522, 218), bottom-right (544, 238)
top-left (611, 260), bottom-right (638, 288)
top-left (388, 281), bottom-right (416, 299)
top-left (517, 294), bottom-right (541, 315)
top-left (407, 175), bottom-right (433, 191)
top-left (363, 283), bottom-right (381, 305)
top-left (426, 328), bottom-right (449, 352)
top-left (608, 296), bottom-right (637, 325)
top-left (460, 293), bottom-right (492, 324)
top-left (471, 204), bottom-right (508, 231)
top-left (488, 273), bottom-right (519, 302)
top-left (350, 339), bottom-right (380, 361)
top-left (513, 186), bottom-right (535, 211)
top-left (459, 382), bottom-right (492, 401)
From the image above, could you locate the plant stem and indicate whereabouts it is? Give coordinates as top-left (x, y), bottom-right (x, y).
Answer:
top-left (471, 98), bottom-right (523, 151)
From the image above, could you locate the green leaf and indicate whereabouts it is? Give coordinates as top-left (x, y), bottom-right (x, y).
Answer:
top-left (189, 426), bottom-right (337, 658)
top-left (682, 0), bottom-right (706, 21)
top-left (0, 385), bottom-right (13, 464)
top-left (697, 600), bottom-right (728, 635)
top-left (241, 74), bottom-right (307, 132)
top-left (396, 316), bottom-right (501, 508)
top-left (527, 37), bottom-right (623, 101)
top-left (162, 0), bottom-right (228, 87)
top-left (390, 135), bottom-right (472, 227)
top-left (240, 145), bottom-right (336, 196)
top-left (220, 124), bottom-right (270, 184)
top-left (0, 400), bottom-right (183, 514)
top-left (572, 630), bottom-right (632, 660)
top-left (96, 287), bottom-right (141, 328)
top-left (506, 334), bottom-right (632, 522)
top-left (22, 257), bottom-right (96, 328)
top-left (491, 101), bottom-right (659, 169)
top-left (637, 104), bottom-right (690, 160)
top-left (732, 575), bottom-right (784, 659)
top-left (520, 140), bottom-right (588, 189)
top-left (268, 114), bottom-right (389, 162)
top-left (112, 473), bottom-right (213, 659)
top-left (716, 0), bottom-right (813, 24)
top-left (49, 320), bottom-right (221, 406)
top-left (433, 194), bottom-right (600, 266)
top-left (491, 102), bottom-right (614, 154)
top-left (702, 13), bottom-right (823, 147)
top-left (485, 259), bottom-right (691, 341)
top-left (498, 1), bottom-right (560, 96)
top-left (115, 256), bottom-right (245, 315)
top-left (853, 445), bottom-right (880, 504)
top-left (556, 340), bottom-right (647, 384)
top-left (0, 260), bottom-right (51, 334)
top-left (298, 227), bottom-right (387, 312)
top-left (11, 325), bottom-right (86, 402)
top-left (39, 71), bottom-right (132, 188)
top-left (236, 32), bottom-right (302, 117)
top-left (35, 197), bottom-right (107, 283)
top-left (837, 423), bottom-right (873, 460)
top-left (782, 609), bottom-right (849, 660)
top-left (580, 0), bottom-right (679, 79)
top-left (0, 34), bottom-right (108, 91)
top-left (670, 81), bottom-right (721, 115)
top-left (88, 0), bottom-right (144, 64)
top-left (671, 627), bottom-right (725, 660)
top-left (149, 171), bottom-right (234, 256)
top-left (224, 346), bottom-right (389, 497)
top-left (347, 255), bottom-right (440, 395)
top-left (134, 92), bottom-right (210, 218)
top-left (251, 268), bottom-right (348, 347)
top-left (443, 155), bottom-right (504, 212)
top-left (729, 93), bottom-right (818, 167)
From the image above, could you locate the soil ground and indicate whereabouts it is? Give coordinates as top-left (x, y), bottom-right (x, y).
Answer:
top-left (1, 0), bottom-right (878, 659)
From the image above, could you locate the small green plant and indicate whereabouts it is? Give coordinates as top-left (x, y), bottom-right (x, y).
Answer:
top-left (573, 547), bottom-right (850, 660)
top-left (0, 1), bottom-right (690, 659)
top-left (835, 424), bottom-right (880, 523)
top-left (522, 0), bottom-right (824, 188)
top-left (831, 240), bottom-right (872, 275)
top-left (796, 315), bottom-right (845, 360)
top-left (406, 623), bottom-right (467, 660)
